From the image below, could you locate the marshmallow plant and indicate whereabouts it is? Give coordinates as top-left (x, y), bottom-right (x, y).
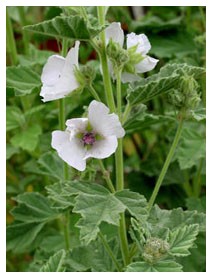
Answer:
top-left (6, 6), bottom-right (205, 273)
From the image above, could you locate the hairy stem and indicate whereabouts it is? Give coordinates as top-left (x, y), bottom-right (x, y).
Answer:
top-left (148, 116), bottom-right (184, 211)
top-left (17, 7), bottom-right (30, 55)
top-left (97, 6), bottom-right (116, 112)
top-left (115, 69), bottom-right (129, 266)
top-left (6, 8), bottom-right (18, 65)
top-left (88, 84), bottom-right (101, 102)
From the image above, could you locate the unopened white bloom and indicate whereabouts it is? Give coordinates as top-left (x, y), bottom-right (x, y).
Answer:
top-left (40, 41), bottom-right (80, 102)
top-left (105, 23), bottom-right (159, 83)
top-left (51, 100), bottom-right (125, 171)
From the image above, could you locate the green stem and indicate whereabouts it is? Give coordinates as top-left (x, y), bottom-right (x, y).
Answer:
top-left (115, 68), bottom-right (129, 266)
top-left (148, 116), bottom-right (184, 211)
top-left (17, 6), bottom-right (30, 55)
top-left (122, 102), bottom-right (131, 125)
top-left (116, 69), bottom-right (122, 120)
top-left (193, 158), bottom-right (204, 197)
top-left (99, 232), bottom-right (122, 272)
top-left (98, 160), bottom-right (115, 193)
top-left (88, 84), bottom-right (101, 102)
top-left (6, 8), bottom-right (18, 65)
top-left (97, 6), bottom-right (116, 112)
top-left (59, 39), bottom-right (70, 250)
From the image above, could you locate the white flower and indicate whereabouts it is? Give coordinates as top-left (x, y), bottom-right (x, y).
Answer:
top-left (40, 41), bottom-right (80, 102)
top-left (105, 23), bottom-right (159, 83)
top-left (51, 100), bottom-right (125, 171)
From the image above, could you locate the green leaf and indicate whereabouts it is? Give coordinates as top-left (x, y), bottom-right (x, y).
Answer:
top-left (6, 144), bottom-right (19, 160)
top-left (174, 125), bottom-right (206, 169)
top-left (40, 249), bottom-right (66, 272)
top-left (7, 222), bottom-right (45, 253)
top-left (127, 63), bottom-right (205, 106)
top-left (18, 45), bottom-right (55, 66)
top-left (11, 192), bottom-right (59, 223)
top-left (126, 260), bottom-right (183, 272)
top-left (149, 205), bottom-right (205, 235)
top-left (37, 152), bottom-right (64, 180)
top-left (55, 181), bottom-right (148, 245)
top-left (10, 124), bottom-right (42, 152)
top-left (74, 190), bottom-right (125, 245)
top-left (6, 65), bottom-right (41, 96)
top-left (168, 224), bottom-right (199, 256)
top-left (115, 189), bottom-right (148, 221)
top-left (131, 15), bottom-right (183, 32)
top-left (149, 32), bottom-right (197, 58)
top-left (66, 237), bottom-right (118, 272)
top-left (24, 15), bottom-right (105, 41)
top-left (186, 196), bottom-right (206, 213)
top-left (6, 106), bottom-right (25, 131)
top-left (46, 182), bottom-right (75, 209)
top-left (124, 104), bottom-right (175, 134)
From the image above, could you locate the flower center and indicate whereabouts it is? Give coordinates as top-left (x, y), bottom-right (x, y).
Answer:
top-left (82, 132), bottom-right (96, 145)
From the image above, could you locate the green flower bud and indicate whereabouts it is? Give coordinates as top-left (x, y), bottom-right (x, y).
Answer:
top-left (74, 65), bottom-right (96, 87)
top-left (167, 74), bottom-right (201, 113)
top-left (106, 39), bottom-right (129, 71)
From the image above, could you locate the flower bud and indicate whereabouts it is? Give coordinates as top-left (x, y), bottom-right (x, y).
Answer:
top-left (167, 74), bottom-right (201, 112)
top-left (142, 237), bottom-right (170, 264)
top-left (74, 65), bottom-right (96, 87)
top-left (106, 39), bottom-right (129, 71)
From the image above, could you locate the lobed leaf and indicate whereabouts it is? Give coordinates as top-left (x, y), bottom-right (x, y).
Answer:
top-left (7, 222), bottom-right (45, 253)
top-left (24, 15), bottom-right (105, 41)
top-left (6, 106), bottom-right (25, 131)
top-left (48, 181), bottom-right (148, 245)
top-left (126, 260), bottom-right (183, 272)
top-left (168, 224), bottom-right (199, 257)
top-left (149, 205), bottom-right (205, 235)
top-left (11, 192), bottom-right (59, 223)
top-left (174, 125), bottom-right (206, 169)
top-left (40, 249), bottom-right (66, 272)
top-left (10, 124), bottom-right (42, 152)
top-left (6, 65), bottom-right (41, 96)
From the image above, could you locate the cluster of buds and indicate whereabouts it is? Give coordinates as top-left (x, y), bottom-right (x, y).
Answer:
top-left (142, 237), bottom-right (170, 264)
top-left (167, 74), bottom-right (201, 113)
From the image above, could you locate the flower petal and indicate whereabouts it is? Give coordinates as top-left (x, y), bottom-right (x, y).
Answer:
top-left (40, 41), bottom-right (80, 102)
top-left (105, 22), bottom-right (124, 47)
top-left (41, 55), bottom-right (65, 86)
top-left (51, 130), bottom-right (86, 171)
top-left (135, 56), bottom-right (159, 73)
top-left (121, 72), bottom-right (141, 83)
top-left (88, 100), bottom-right (125, 138)
top-left (127, 33), bottom-right (151, 55)
top-left (65, 118), bottom-right (88, 138)
top-left (84, 136), bottom-right (118, 160)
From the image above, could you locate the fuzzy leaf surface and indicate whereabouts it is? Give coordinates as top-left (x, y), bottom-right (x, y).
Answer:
top-left (6, 65), bottom-right (41, 96)
top-left (10, 124), bottom-right (42, 152)
top-left (126, 260), bottom-right (183, 272)
top-left (40, 249), bottom-right (66, 272)
top-left (7, 222), bottom-right (45, 253)
top-left (57, 181), bottom-right (148, 245)
top-left (11, 192), bottom-right (59, 223)
top-left (127, 63), bottom-right (205, 106)
top-left (24, 15), bottom-right (104, 40)
top-left (168, 224), bottom-right (199, 256)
